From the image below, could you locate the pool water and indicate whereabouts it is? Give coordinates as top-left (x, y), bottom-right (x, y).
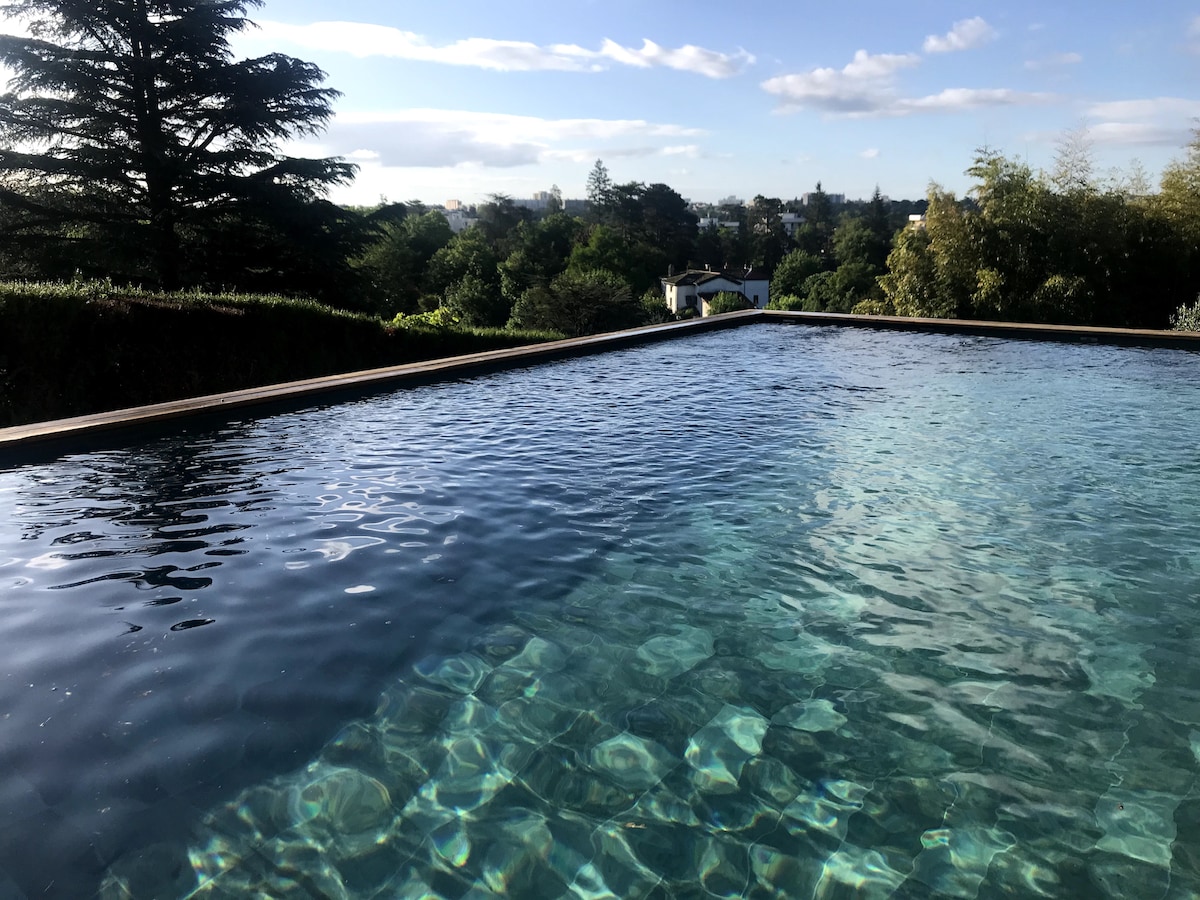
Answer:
top-left (2, 324), bottom-right (1200, 898)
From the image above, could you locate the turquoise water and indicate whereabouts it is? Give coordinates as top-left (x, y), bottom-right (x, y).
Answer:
top-left (2, 324), bottom-right (1200, 898)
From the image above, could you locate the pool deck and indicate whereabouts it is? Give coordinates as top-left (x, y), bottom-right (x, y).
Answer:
top-left (3, 309), bottom-right (1199, 451)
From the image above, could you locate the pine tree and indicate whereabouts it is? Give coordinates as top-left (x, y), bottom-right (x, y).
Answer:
top-left (0, 0), bottom-right (355, 288)
top-left (585, 159), bottom-right (612, 212)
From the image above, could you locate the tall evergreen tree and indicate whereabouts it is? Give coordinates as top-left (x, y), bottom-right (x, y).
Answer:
top-left (0, 0), bottom-right (354, 288)
top-left (585, 158), bottom-right (612, 214)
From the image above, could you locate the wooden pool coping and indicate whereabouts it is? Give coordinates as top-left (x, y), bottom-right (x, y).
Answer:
top-left (3, 309), bottom-right (1199, 451)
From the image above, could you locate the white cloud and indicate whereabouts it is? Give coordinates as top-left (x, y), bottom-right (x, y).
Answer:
top-left (760, 49), bottom-right (919, 114)
top-left (596, 38), bottom-right (754, 78)
top-left (1089, 122), bottom-right (1192, 146)
top-left (1074, 97), bottom-right (1200, 148)
top-left (1087, 97), bottom-right (1200, 120)
top-left (312, 109), bottom-right (707, 169)
top-left (661, 144), bottom-right (701, 157)
top-left (1025, 122), bottom-right (1191, 147)
top-left (762, 48), bottom-right (1045, 118)
top-left (1024, 52), bottom-right (1083, 70)
top-left (860, 148), bottom-right (880, 159)
top-left (923, 17), bottom-right (997, 54)
top-left (252, 20), bottom-right (753, 78)
top-left (899, 88), bottom-right (1052, 113)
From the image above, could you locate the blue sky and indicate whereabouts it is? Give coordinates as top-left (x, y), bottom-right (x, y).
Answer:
top-left (238, 2), bottom-right (1199, 205)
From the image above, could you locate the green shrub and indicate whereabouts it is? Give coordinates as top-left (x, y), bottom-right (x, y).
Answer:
top-left (391, 306), bottom-right (461, 331)
top-left (0, 280), bottom-right (559, 426)
top-left (1172, 297), bottom-right (1200, 332)
top-left (766, 294), bottom-right (806, 311)
top-left (851, 298), bottom-right (895, 316)
top-left (705, 291), bottom-right (752, 315)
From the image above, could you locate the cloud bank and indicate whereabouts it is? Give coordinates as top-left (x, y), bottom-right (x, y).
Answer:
top-left (761, 18), bottom-right (1051, 117)
top-left (760, 50), bottom-right (919, 114)
top-left (1081, 97), bottom-right (1200, 146)
top-left (315, 110), bottom-right (708, 169)
top-left (254, 21), bottom-right (753, 78)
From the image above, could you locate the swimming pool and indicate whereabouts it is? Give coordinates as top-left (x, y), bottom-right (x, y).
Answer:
top-left (2, 323), bottom-right (1199, 898)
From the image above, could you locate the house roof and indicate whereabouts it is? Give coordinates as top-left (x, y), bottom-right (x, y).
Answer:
top-left (662, 270), bottom-right (736, 287)
top-left (663, 268), bottom-right (766, 287)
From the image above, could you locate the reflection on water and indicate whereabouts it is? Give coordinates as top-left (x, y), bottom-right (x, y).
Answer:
top-left (2, 325), bottom-right (1200, 898)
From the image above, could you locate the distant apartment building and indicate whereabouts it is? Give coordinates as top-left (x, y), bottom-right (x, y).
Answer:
top-left (440, 207), bottom-right (477, 233)
top-left (801, 191), bottom-right (846, 206)
top-left (511, 195), bottom-right (587, 214)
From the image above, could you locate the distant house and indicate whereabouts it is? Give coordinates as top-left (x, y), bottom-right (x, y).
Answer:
top-left (908, 214), bottom-right (927, 231)
top-left (440, 208), bottom-right (478, 233)
top-left (698, 217), bottom-right (741, 231)
top-left (661, 267), bottom-right (770, 315)
top-left (781, 212), bottom-right (805, 237)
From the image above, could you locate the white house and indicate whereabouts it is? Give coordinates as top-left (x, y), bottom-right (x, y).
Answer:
top-left (781, 212), bottom-right (805, 237)
top-left (661, 267), bottom-right (770, 315)
top-left (440, 208), bottom-right (478, 233)
top-left (698, 217), bottom-right (741, 231)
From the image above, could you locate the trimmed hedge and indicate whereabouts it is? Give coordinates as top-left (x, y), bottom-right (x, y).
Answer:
top-left (0, 281), bottom-right (561, 426)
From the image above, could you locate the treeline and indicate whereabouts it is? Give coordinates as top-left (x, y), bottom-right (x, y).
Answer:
top-left (0, 165), bottom-right (923, 338)
top-left (344, 169), bottom-right (925, 337)
top-left (5, 142), bottom-right (1200, 336)
top-left (873, 140), bottom-right (1200, 329)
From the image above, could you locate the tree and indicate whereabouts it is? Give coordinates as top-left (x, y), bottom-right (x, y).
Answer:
top-left (747, 195), bottom-right (788, 271)
top-left (498, 212), bottom-right (584, 309)
top-left (880, 186), bottom-right (973, 319)
top-left (424, 227), bottom-right (500, 310)
top-left (0, 0), bottom-right (354, 289)
top-left (508, 268), bottom-right (641, 337)
top-left (771, 248), bottom-right (822, 297)
top-left (355, 208), bottom-right (453, 315)
top-left (586, 159), bottom-right (612, 213)
top-left (443, 272), bottom-right (507, 327)
top-left (475, 194), bottom-right (531, 255)
top-left (1049, 124), bottom-right (1096, 196)
top-left (639, 182), bottom-right (697, 270)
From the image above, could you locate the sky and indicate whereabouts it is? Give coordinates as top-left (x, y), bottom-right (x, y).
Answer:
top-left (53, 2), bottom-right (1200, 206)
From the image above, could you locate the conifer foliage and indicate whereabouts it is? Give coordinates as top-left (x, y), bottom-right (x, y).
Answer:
top-left (0, 0), bottom-right (354, 288)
